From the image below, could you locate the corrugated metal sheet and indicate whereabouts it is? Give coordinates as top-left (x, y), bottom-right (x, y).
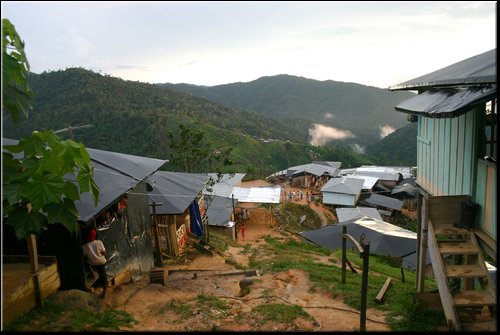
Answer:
top-left (394, 85), bottom-right (496, 118)
top-left (363, 193), bottom-right (403, 211)
top-left (321, 177), bottom-right (364, 195)
top-left (336, 207), bottom-right (383, 223)
top-left (389, 49), bottom-right (496, 90)
top-left (231, 187), bottom-right (281, 203)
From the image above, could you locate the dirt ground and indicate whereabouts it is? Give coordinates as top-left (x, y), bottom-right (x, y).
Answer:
top-left (102, 179), bottom-right (391, 331)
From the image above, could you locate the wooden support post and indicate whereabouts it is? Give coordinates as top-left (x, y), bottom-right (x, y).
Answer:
top-left (360, 242), bottom-right (370, 332)
top-left (27, 234), bottom-right (43, 307)
top-left (342, 226), bottom-right (347, 284)
top-left (375, 276), bottom-right (392, 303)
top-left (149, 202), bottom-right (163, 267)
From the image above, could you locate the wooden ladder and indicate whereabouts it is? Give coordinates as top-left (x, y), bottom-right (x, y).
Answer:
top-left (427, 221), bottom-right (496, 331)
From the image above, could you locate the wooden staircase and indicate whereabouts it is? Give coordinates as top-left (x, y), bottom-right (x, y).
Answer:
top-left (427, 221), bottom-right (496, 331)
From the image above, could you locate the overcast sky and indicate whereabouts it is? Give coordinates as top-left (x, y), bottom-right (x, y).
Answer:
top-left (2, 1), bottom-right (496, 89)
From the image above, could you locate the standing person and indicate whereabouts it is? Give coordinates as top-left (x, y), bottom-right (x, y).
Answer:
top-left (241, 222), bottom-right (246, 240)
top-left (82, 228), bottom-right (108, 298)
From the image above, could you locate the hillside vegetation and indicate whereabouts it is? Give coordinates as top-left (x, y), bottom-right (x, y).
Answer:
top-left (3, 68), bottom-right (378, 175)
top-left (162, 74), bottom-right (416, 148)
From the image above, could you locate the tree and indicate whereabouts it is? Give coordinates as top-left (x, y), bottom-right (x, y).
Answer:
top-left (2, 18), bottom-right (99, 239)
top-left (166, 124), bottom-right (233, 173)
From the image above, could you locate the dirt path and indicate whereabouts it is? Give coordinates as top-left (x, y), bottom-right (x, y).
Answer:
top-left (105, 179), bottom-right (390, 331)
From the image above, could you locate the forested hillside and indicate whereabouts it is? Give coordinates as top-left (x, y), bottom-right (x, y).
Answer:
top-left (162, 74), bottom-right (416, 147)
top-left (365, 122), bottom-right (418, 166)
top-left (2, 68), bottom-right (375, 176)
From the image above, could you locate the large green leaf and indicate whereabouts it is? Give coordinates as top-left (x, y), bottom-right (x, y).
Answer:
top-left (23, 173), bottom-right (65, 210)
top-left (44, 199), bottom-right (79, 234)
top-left (2, 182), bottom-right (24, 205)
top-left (63, 181), bottom-right (80, 201)
top-left (6, 206), bottom-right (46, 240)
top-left (77, 163), bottom-right (99, 206)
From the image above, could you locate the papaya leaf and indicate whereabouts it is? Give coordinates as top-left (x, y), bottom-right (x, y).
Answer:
top-left (6, 206), bottom-right (46, 240)
top-left (44, 200), bottom-right (79, 234)
top-left (77, 163), bottom-right (100, 205)
top-left (63, 181), bottom-right (80, 201)
top-left (23, 173), bottom-right (65, 210)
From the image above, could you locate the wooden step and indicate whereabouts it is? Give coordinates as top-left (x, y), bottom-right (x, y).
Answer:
top-left (445, 264), bottom-right (488, 278)
top-left (434, 225), bottom-right (470, 236)
top-left (453, 291), bottom-right (496, 307)
top-left (438, 241), bottom-right (479, 255)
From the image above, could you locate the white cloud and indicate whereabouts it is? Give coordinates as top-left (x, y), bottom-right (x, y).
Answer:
top-left (308, 123), bottom-right (355, 146)
top-left (379, 125), bottom-right (396, 139)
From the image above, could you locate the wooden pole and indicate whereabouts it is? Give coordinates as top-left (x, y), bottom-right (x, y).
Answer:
top-left (27, 234), bottom-right (43, 307)
top-left (360, 242), bottom-right (370, 332)
top-left (342, 226), bottom-right (347, 284)
top-left (149, 202), bottom-right (163, 266)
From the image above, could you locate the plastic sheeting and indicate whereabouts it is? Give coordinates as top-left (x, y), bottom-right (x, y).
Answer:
top-left (299, 217), bottom-right (417, 258)
top-left (98, 182), bottom-right (154, 280)
top-left (189, 201), bottom-right (204, 237)
top-left (231, 187), bottom-right (281, 203)
top-left (148, 171), bottom-right (209, 215)
top-left (206, 196), bottom-right (234, 226)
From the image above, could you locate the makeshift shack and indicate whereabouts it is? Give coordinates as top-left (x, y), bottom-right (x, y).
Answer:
top-left (148, 171), bottom-right (210, 260)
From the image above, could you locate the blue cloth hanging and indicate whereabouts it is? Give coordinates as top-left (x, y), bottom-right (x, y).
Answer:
top-left (189, 201), bottom-right (203, 237)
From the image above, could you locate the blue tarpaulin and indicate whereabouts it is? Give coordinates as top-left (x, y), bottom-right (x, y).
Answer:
top-left (189, 201), bottom-right (204, 237)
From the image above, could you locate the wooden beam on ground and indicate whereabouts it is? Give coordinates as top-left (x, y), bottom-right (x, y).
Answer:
top-left (375, 276), bottom-right (392, 303)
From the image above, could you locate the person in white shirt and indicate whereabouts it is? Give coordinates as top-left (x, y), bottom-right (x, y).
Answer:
top-left (82, 228), bottom-right (108, 298)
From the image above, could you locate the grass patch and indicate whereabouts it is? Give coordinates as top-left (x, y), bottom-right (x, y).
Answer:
top-left (197, 293), bottom-right (228, 312)
top-left (249, 236), bottom-right (445, 332)
top-left (157, 299), bottom-right (191, 320)
top-left (253, 303), bottom-right (312, 324)
top-left (4, 299), bottom-right (136, 332)
top-left (208, 231), bottom-right (239, 254)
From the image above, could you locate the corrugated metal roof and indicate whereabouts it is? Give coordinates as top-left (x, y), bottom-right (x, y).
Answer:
top-left (389, 49), bottom-right (496, 90)
top-left (267, 161), bottom-right (341, 178)
top-left (347, 174), bottom-right (379, 190)
top-left (363, 193), bottom-right (403, 211)
top-left (336, 207), bottom-right (383, 223)
top-left (391, 183), bottom-right (418, 199)
top-left (321, 177), bottom-right (364, 195)
top-left (394, 85), bottom-right (496, 118)
top-left (203, 173), bottom-right (245, 198)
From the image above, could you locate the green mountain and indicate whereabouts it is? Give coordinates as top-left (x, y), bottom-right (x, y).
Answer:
top-left (162, 74), bottom-right (416, 148)
top-left (365, 121), bottom-right (418, 166)
top-left (2, 68), bottom-right (375, 176)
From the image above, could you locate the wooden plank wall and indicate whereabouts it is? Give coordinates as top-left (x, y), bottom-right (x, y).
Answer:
top-left (416, 107), bottom-right (482, 196)
top-left (3, 259), bottom-right (60, 324)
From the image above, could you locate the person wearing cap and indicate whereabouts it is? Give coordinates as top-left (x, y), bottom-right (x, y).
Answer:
top-left (82, 228), bottom-right (108, 298)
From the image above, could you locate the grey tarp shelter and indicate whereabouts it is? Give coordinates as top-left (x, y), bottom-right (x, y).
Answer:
top-left (3, 138), bottom-right (167, 290)
top-left (299, 217), bottom-right (418, 264)
top-left (148, 171), bottom-right (210, 215)
top-left (147, 171), bottom-right (210, 259)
